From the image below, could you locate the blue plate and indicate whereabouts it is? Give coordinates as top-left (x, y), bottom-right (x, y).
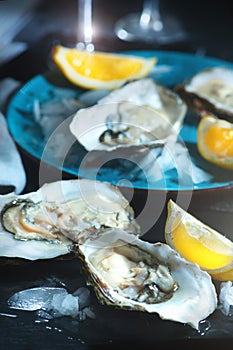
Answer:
top-left (6, 50), bottom-right (233, 192)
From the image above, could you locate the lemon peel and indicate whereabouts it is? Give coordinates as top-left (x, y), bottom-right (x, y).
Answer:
top-left (165, 199), bottom-right (233, 281)
top-left (52, 45), bottom-right (157, 90)
top-left (197, 115), bottom-right (233, 169)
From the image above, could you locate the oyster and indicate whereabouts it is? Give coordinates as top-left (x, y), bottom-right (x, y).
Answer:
top-left (0, 179), bottom-right (139, 260)
top-left (175, 67), bottom-right (233, 121)
top-left (78, 228), bottom-right (217, 330)
top-left (69, 78), bottom-right (187, 151)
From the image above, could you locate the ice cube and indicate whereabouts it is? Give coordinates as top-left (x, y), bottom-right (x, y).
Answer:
top-left (7, 287), bottom-right (67, 311)
top-left (49, 293), bottom-right (79, 318)
top-left (82, 306), bottom-right (96, 319)
top-left (72, 287), bottom-right (90, 309)
top-left (7, 286), bottom-right (95, 320)
top-left (219, 281), bottom-right (233, 316)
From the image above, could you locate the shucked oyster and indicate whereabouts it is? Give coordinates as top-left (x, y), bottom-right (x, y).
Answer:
top-left (175, 67), bottom-right (233, 121)
top-left (78, 229), bottom-right (217, 330)
top-left (69, 78), bottom-right (187, 151)
top-left (0, 179), bottom-right (139, 260)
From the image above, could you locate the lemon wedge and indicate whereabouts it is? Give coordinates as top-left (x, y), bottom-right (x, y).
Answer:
top-left (165, 199), bottom-right (233, 281)
top-left (197, 114), bottom-right (233, 169)
top-left (52, 45), bottom-right (157, 90)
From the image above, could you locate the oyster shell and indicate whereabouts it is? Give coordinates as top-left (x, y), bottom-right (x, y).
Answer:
top-left (69, 78), bottom-right (187, 151)
top-left (175, 67), bottom-right (233, 121)
top-left (78, 228), bottom-right (217, 329)
top-left (0, 179), bottom-right (139, 260)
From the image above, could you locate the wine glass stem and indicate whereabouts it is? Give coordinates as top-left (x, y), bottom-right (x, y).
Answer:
top-left (140, 0), bottom-right (163, 31)
top-left (77, 0), bottom-right (94, 51)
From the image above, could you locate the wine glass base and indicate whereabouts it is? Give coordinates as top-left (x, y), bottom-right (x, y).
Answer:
top-left (115, 12), bottom-right (187, 44)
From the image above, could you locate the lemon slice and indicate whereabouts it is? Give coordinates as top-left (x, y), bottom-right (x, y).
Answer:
top-left (197, 114), bottom-right (233, 169)
top-left (165, 199), bottom-right (233, 281)
top-left (52, 45), bottom-right (157, 90)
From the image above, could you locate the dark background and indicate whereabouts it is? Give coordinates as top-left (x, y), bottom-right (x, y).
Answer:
top-left (1, 1), bottom-right (233, 349)
top-left (2, 0), bottom-right (233, 82)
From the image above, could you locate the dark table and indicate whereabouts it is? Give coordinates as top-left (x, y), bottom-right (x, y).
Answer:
top-left (1, 0), bottom-right (233, 349)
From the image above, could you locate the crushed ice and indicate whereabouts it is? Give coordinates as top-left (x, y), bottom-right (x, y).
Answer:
top-left (33, 97), bottom-right (81, 141)
top-left (133, 137), bottom-right (213, 186)
top-left (218, 281), bottom-right (233, 316)
top-left (33, 89), bottom-right (109, 141)
top-left (7, 286), bottom-right (95, 321)
top-left (156, 136), bottom-right (213, 186)
top-left (34, 88), bottom-right (213, 187)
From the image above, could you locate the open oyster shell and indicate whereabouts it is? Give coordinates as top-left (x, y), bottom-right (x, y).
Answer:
top-left (0, 179), bottom-right (139, 260)
top-left (69, 78), bottom-right (187, 151)
top-left (175, 67), bottom-right (233, 121)
top-left (78, 228), bottom-right (217, 330)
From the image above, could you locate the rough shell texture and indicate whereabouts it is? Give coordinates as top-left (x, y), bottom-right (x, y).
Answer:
top-left (78, 228), bottom-right (217, 330)
top-left (69, 78), bottom-right (187, 151)
top-left (0, 179), bottom-right (139, 261)
top-left (175, 67), bottom-right (233, 121)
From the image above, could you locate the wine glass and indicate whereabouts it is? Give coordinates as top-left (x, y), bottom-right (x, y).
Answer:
top-left (115, 0), bottom-right (186, 44)
top-left (76, 0), bottom-right (95, 52)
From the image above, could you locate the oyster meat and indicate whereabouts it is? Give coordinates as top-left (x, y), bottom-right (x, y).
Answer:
top-left (69, 78), bottom-right (187, 151)
top-left (175, 67), bottom-right (233, 121)
top-left (0, 179), bottom-right (139, 260)
top-left (78, 228), bottom-right (217, 330)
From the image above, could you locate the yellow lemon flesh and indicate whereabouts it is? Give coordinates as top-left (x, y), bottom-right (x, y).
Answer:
top-left (197, 115), bottom-right (233, 169)
top-left (165, 199), bottom-right (233, 281)
top-left (52, 45), bottom-right (157, 90)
